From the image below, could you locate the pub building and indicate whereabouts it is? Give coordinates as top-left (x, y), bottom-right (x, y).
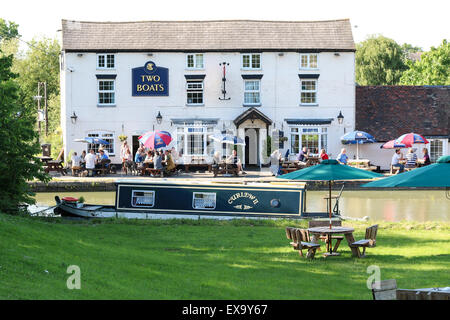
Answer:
top-left (60, 19), bottom-right (356, 166)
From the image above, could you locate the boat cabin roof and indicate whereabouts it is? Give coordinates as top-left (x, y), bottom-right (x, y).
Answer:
top-left (115, 179), bottom-right (306, 189)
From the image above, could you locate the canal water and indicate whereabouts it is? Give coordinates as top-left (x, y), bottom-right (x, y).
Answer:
top-left (33, 190), bottom-right (450, 222)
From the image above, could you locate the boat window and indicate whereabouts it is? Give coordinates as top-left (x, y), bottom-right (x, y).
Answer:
top-left (192, 192), bottom-right (216, 210)
top-left (131, 190), bottom-right (155, 208)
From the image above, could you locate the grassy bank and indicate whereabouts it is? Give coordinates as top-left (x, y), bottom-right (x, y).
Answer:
top-left (0, 214), bottom-right (449, 299)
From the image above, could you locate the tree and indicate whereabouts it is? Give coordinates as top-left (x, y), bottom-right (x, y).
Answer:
top-left (356, 35), bottom-right (408, 85)
top-left (13, 37), bottom-right (61, 135)
top-left (0, 19), bottom-right (49, 213)
top-left (400, 40), bottom-right (450, 85)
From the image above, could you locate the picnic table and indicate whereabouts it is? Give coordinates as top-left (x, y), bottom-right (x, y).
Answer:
top-left (347, 159), bottom-right (378, 171)
top-left (184, 156), bottom-right (212, 173)
top-left (213, 162), bottom-right (239, 177)
top-left (44, 160), bottom-right (66, 175)
top-left (308, 226), bottom-right (361, 257)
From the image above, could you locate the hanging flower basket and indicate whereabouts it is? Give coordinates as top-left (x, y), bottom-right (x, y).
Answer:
top-left (118, 134), bottom-right (128, 142)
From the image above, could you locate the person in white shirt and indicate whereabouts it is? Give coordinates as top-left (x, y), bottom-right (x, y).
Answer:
top-left (84, 149), bottom-right (97, 176)
top-left (391, 149), bottom-right (404, 173)
top-left (71, 152), bottom-right (82, 176)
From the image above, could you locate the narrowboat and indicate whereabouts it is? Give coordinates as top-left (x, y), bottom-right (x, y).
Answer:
top-left (54, 180), bottom-right (337, 219)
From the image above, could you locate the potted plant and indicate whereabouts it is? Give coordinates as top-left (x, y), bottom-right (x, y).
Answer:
top-left (118, 134), bottom-right (128, 142)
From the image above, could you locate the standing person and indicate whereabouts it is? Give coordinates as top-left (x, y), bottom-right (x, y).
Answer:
top-left (337, 148), bottom-right (348, 165)
top-left (123, 149), bottom-right (133, 175)
top-left (120, 141), bottom-right (129, 173)
top-left (319, 149), bottom-right (329, 161)
top-left (71, 152), bottom-right (82, 176)
top-left (85, 149), bottom-right (96, 177)
top-left (422, 148), bottom-right (431, 166)
top-left (391, 149), bottom-right (404, 173)
top-left (80, 150), bottom-right (87, 169)
top-left (270, 149), bottom-right (281, 176)
top-left (405, 148), bottom-right (418, 169)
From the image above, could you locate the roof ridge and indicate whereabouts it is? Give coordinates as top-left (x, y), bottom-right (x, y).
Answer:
top-left (62, 18), bottom-right (351, 24)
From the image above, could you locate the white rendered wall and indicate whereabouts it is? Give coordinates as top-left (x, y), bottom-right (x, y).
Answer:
top-left (61, 51), bottom-right (355, 164)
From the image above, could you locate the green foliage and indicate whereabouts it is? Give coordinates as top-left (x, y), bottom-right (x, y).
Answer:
top-left (0, 22), bottom-right (49, 212)
top-left (41, 126), bottom-right (63, 158)
top-left (0, 19), bottom-right (19, 41)
top-left (400, 39), bottom-right (450, 85)
top-left (13, 37), bottom-right (61, 137)
top-left (356, 35), bottom-right (408, 85)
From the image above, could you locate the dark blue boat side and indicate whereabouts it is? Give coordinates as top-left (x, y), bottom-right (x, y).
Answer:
top-left (115, 180), bottom-right (307, 218)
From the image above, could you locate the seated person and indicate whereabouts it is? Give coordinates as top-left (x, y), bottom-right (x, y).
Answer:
top-left (164, 150), bottom-right (176, 173)
top-left (145, 151), bottom-right (154, 162)
top-left (227, 150), bottom-right (246, 174)
top-left (153, 151), bottom-right (164, 174)
top-left (134, 147), bottom-right (144, 164)
top-left (212, 151), bottom-right (221, 169)
top-left (422, 148), bottom-right (431, 166)
top-left (71, 152), bottom-right (82, 176)
top-left (319, 149), bottom-right (329, 161)
top-left (337, 148), bottom-right (348, 165)
top-left (405, 148), bottom-right (417, 168)
top-left (97, 149), bottom-right (109, 168)
top-left (391, 149), bottom-right (404, 173)
top-left (297, 147), bottom-right (308, 163)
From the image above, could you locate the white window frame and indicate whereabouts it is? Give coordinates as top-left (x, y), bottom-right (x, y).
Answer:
top-left (186, 53), bottom-right (204, 69)
top-left (98, 79), bottom-right (115, 106)
top-left (176, 126), bottom-right (214, 156)
top-left (243, 80), bottom-right (261, 106)
top-left (289, 126), bottom-right (328, 155)
top-left (131, 190), bottom-right (155, 208)
top-left (192, 192), bottom-right (217, 210)
top-left (186, 80), bottom-right (204, 105)
top-left (300, 53), bottom-right (318, 69)
top-left (97, 54), bottom-right (115, 69)
top-left (87, 131), bottom-right (115, 155)
top-left (300, 79), bottom-right (318, 105)
top-left (428, 139), bottom-right (447, 163)
top-left (241, 53), bottom-right (261, 70)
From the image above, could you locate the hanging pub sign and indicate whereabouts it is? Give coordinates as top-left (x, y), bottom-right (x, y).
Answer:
top-left (132, 61), bottom-right (169, 96)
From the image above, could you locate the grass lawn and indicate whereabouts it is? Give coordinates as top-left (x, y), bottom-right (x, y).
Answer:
top-left (0, 214), bottom-right (449, 299)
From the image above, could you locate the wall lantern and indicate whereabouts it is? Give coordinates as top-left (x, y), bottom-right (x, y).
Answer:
top-left (337, 111), bottom-right (344, 125)
top-left (156, 111), bottom-right (162, 124)
top-left (70, 111), bottom-right (78, 124)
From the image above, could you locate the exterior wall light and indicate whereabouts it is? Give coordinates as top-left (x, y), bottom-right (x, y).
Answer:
top-left (156, 111), bottom-right (162, 124)
top-left (70, 111), bottom-right (78, 124)
top-left (337, 111), bottom-right (344, 125)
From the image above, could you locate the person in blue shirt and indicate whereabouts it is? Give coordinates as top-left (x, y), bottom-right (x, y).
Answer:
top-left (337, 148), bottom-right (348, 165)
top-left (98, 149), bottom-right (109, 167)
top-left (134, 147), bottom-right (144, 163)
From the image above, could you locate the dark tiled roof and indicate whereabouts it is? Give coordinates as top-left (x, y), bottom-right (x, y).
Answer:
top-left (234, 107), bottom-right (272, 127)
top-left (356, 86), bottom-right (450, 142)
top-left (61, 19), bottom-right (355, 51)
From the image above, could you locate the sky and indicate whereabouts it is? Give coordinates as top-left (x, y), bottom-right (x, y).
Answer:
top-left (2, 0), bottom-right (449, 51)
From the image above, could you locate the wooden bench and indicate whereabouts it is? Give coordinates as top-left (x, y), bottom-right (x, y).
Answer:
top-left (308, 220), bottom-right (344, 252)
top-left (145, 168), bottom-right (163, 177)
top-left (350, 224), bottom-right (378, 257)
top-left (371, 279), bottom-right (397, 300)
top-left (184, 163), bottom-right (212, 173)
top-left (285, 227), bottom-right (321, 259)
top-left (213, 163), bottom-right (239, 177)
top-left (44, 160), bottom-right (66, 176)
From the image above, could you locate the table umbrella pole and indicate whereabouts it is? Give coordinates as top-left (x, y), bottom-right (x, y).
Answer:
top-left (329, 181), bottom-right (332, 230)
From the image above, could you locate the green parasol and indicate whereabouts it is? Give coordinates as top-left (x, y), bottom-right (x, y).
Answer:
top-left (278, 159), bottom-right (383, 229)
top-left (362, 155), bottom-right (450, 188)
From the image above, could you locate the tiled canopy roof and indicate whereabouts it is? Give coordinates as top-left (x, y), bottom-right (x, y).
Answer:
top-left (356, 86), bottom-right (450, 142)
top-left (61, 19), bottom-right (355, 51)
